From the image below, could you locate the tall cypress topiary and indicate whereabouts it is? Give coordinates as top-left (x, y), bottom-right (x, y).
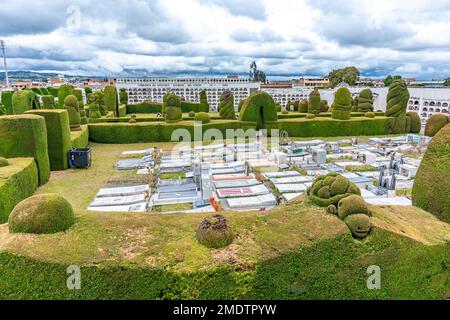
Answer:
top-left (94, 91), bottom-right (106, 116)
top-left (218, 90), bottom-right (236, 120)
top-left (64, 95), bottom-right (81, 131)
top-left (357, 89), bottom-right (373, 112)
top-left (87, 93), bottom-right (101, 119)
top-left (104, 86), bottom-right (118, 116)
top-left (1, 90), bottom-right (13, 115)
top-left (199, 90), bottom-right (209, 112)
top-left (386, 79), bottom-right (410, 133)
top-left (331, 87), bottom-right (352, 120)
top-left (58, 84), bottom-right (74, 108)
top-left (299, 100), bottom-right (308, 113)
top-left (119, 88), bottom-right (129, 105)
top-left (308, 88), bottom-right (321, 114)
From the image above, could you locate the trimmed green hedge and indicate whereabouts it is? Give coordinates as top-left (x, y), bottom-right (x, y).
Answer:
top-left (0, 157), bottom-right (39, 223)
top-left (278, 117), bottom-right (391, 137)
top-left (126, 101), bottom-right (163, 114)
top-left (88, 121), bottom-right (241, 143)
top-left (180, 101), bottom-right (202, 113)
top-left (12, 90), bottom-right (40, 114)
top-left (71, 125), bottom-right (89, 148)
top-left (240, 91), bottom-right (278, 130)
top-left (25, 110), bottom-right (72, 171)
top-left (1, 90), bottom-right (13, 115)
top-left (0, 115), bottom-right (50, 185)
top-left (58, 85), bottom-right (74, 109)
top-left (104, 86), bottom-right (118, 115)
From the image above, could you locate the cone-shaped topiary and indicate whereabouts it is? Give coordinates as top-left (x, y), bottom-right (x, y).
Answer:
top-left (94, 91), bottom-right (106, 116)
top-left (119, 88), bottom-right (129, 105)
top-left (357, 89), bottom-right (373, 112)
top-left (0, 157), bottom-right (9, 167)
top-left (298, 100), bottom-right (308, 113)
top-left (163, 93), bottom-right (182, 123)
top-left (64, 95), bottom-right (81, 130)
top-left (406, 112), bottom-right (421, 133)
top-left (424, 114), bottom-right (449, 137)
top-left (308, 88), bottom-right (321, 114)
top-left (104, 86), bottom-right (118, 116)
top-left (58, 85), bottom-right (74, 108)
top-left (337, 195), bottom-right (369, 220)
top-left (331, 87), bottom-right (352, 120)
top-left (42, 95), bottom-right (56, 109)
top-left (344, 214), bottom-right (371, 238)
top-left (199, 90), bottom-right (210, 112)
top-left (8, 193), bottom-right (74, 234)
top-left (308, 173), bottom-right (360, 207)
top-left (386, 79), bottom-right (410, 133)
top-left (194, 112), bottom-right (210, 124)
top-left (218, 90), bottom-right (236, 120)
top-left (412, 124), bottom-right (450, 222)
top-left (196, 215), bottom-right (234, 248)
top-left (87, 93), bottom-right (101, 119)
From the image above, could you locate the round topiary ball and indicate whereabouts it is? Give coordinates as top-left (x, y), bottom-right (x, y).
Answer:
top-left (196, 215), bottom-right (234, 248)
top-left (194, 112), bottom-right (211, 124)
top-left (0, 157), bottom-right (9, 167)
top-left (188, 111), bottom-right (195, 118)
top-left (8, 193), bottom-right (75, 234)
top-left (344, 214), bottom-right (371, 238)
top-left (64, 95), bottom-right (79, 109)
top-left (365, 112), bottom-right (375, 118)
top-left (318, 186), bottom-right (332, 199)
top-left (128, 118), bottom-right (136, 123)
top-left (306, 113), bottom-right (316, 119)
top-left (330, 175), bottom-right (350, 196)
top-left (337, 195), bottom-right (369, 220)
top-left (308, 173), bottom-right (360, 207)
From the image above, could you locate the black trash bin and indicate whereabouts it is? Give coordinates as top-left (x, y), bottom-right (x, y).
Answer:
top-left (68, 148), bottom-right (92, 168)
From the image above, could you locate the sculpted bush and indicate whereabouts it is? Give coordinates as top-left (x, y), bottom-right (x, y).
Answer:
top-left (308, 88), bottom-right (321, 115)
top-left (357, 89), bottom-right (374, 112)
top-left (218, 90), bottom-right (236, 120)
top-left (308, 173), bottom-right (360, 207)
top-left (331, 87), bottom-right (352, 120)
top-left (424, 114), bottom-right (449, 137)
top-left (196, 215), bottom-right (234, 248)
top-left (386, 79), bottom-right (410, 133)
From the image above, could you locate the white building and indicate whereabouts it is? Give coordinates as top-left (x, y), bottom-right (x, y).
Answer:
top-left (116, 77), bottom-right (260, 111)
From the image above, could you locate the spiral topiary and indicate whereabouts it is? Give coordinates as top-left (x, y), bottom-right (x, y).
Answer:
top-left (218, 90), bottom-right (236, 120)
top-left (357, 89), bottom-right (373, 112)
top-left (163, 93), bottom-right (182, 123)
top-left (424, 114), bottom-right (449, 137)
top-left (64, 95), bottom-right (81, 130)
top-left (331, 87), bottom-right (352, 120)
top-left (386, 79), bottom-right (410, 133)
top-left (196, 215), bottom-right (234, 248)
top-left (406, 112), bottom-right (421, 134)
top-left (308, 173), bottom-right (361, 207)
top-left (194, 112), bottom-right (210, 124)
top-left (308, 88), bottom-right (321, 115)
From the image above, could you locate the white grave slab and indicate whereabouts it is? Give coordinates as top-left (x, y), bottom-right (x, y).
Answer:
top-left (365, 197), bottom-right (412, 206)
top-left (275, 183), bottom-right (308, 193)
top-left (96, 185), bottom-right (150, 197)
top-left (270, 176), bottom-right (314, 184)
top-left (216, 184), bottom-right (270, 198)
top-left (214, 179), bottom-right (261, 189)
top-left (88, 202), bottom-right (147, 212)
top-left (264, 171), bottom-right (301, 179)
top-left (282, 193), bottom-right (303, 202)
top-left (89, 194), bottom-right (146, 207)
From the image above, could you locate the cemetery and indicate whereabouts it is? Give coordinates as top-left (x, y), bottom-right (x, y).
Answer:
top-left (0, 81), bottom-right (449, 300)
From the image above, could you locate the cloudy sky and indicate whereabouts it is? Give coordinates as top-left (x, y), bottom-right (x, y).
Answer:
top-left (1, 0), bottom-right (450, 79)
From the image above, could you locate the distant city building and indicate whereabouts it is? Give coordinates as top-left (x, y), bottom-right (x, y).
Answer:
top-left (295, 77), bottom-right (330, 88)
top-left (261, 82), bottom-right (293, 89)
top-left (83, 78), bottom-right (117, 89)
top-left (409, 80), bottom-right (445, 88)
top-left (356, 78), bottom-right (385, 88)
top-left (116, 77), bottom-right (260, 111)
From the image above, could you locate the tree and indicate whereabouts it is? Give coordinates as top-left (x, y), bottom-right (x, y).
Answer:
top-left (444, 78), bottom-right (450, 87)
top-left (249, 61), bottom-right (267, 83)
top-left (328, 67), bottom-right (360, 87)
top-left (384, 75), bottom-right (402, 87)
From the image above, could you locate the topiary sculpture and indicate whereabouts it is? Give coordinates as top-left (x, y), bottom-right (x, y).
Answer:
top-left (163, 93), bottom-right (182, 123)
top-left (8, 193), bottom-right (74, 234)
top-left (412, 123), bottom-right (450, 222)
top-left (308, 173), bottom-right (361, 207)
top-left (84, 86), bottom-right (93, 96)
top-left (42, 95), bottom-right (56, 109)
top-left (195, 112), bottom-right (210, 124)
top-left (344, 214), bottom-right (371, 238)
top-left (87, 93), bottom-right (101, 119)
top-left (275, 103), bottom-right (281, 112)
top-left (298, 100), bottom-right (308, 113)
top-left (0, 103), bottom-right (5, 115)
top-left (331, 87), bottom-right (352, 120)
top-left (320, 100), bottom-right (329, 113)
top-left (93, 91), bottom-right (106, 116)
top-left (406, 111), bottom-right (421, 134)
top-left (337, 195), bottom-right (369, 220)
top-left (1, 90), bottom-right (13, 115)
top-left (196, 215), bottom-right (234, 248)
top-left (188, 111), bottom-right (195, 118)
top-left (58, 84), bottom-right (74, 108)
top-left (199, 90), bottom-right (210, 112)
top-left (218, 90), bottom-right (236, 120)
top-left (0, 157), bottom-right (9, 167)
top-left (386, 79), bottom-right (410, 133)
top-left (238, 99), bottom-right (246, 112)
top-left (357, 89), bottom-right (373, 112)
top-left (119, 88), bottom-right (129, 105)
top-left (308, 88), bottom-right (321, 115)
top-left (64, 95), bottom-right (81, 131)
top-left (424, 114), bottom-right (449, 137)
top-left (104, 86), bottom-right (119, 116)
top-left (12, 90), bottom-right (40, 114)
top-left (72, 89), bottom-right (87, 124)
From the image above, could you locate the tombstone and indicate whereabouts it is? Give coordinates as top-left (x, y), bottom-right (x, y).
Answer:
top-left (312, 149), bottom-right (327, 165)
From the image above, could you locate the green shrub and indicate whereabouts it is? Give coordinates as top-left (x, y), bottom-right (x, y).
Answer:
top-left (239, 91), bottom-right (278, 130)
top-left (424, 114), bottom-right (449, 137)
top-left (238, 99), bottom-right (246, 112)
top-left (308, 173), bottom-right (360, 207)
top-left (58, 85), bottom-right (74, 109)
top-left (344, 214), bottom-right (371, 238)
top-left (0, 158), bottom-right (38, 223)
top-left (406, 112), bottom-right (421, 133)
top-left (71, 89), bottom-right (84, 106)
top-left (331, 88), bottom-right (352, 120)
top-left (104, 86), bottom-right (118, 116)
top-left (218, 90), bottom-right (236, 120)
top-left (8, 193), bottom-right (74, 234)
top-left (127, 101), bottom-right (162, 114)
top-left (412, 124), bottom-right (450, 222)
top-left (93, 91), bottom-right (106, 116)
top-left (87, 93), bottom-right (101, 119)
top-left (118, 104), bottom-right (127, 117)
top-left (0, 157), bottom-right (8, 167)
top-left (71, 125), bottom-right (89, 148)
top-left (275, 103), bottom-right (281, 112)
top-left (25, 110), bottom-right (72, 171)
top-left (365, 112), bottom-right (375, 118)
top-left (386, 79), bottom-right (410, 133)
top-left (163, 93), bottom-right (182, 123)
top-left (42, 95), bottom-right (56, 109)
top-left (199, 90), bottom-right (210, 112)
top-left (48, 87), bottom-right (59, 98)
top-left (12, 90), bottom-right (40, 114)
top-left (357, 89), bottom-right (373, 112)
top-left (320, 100), bottom-right (329, 112)
top-left (1, 90), bottom-right (13, 115)
top-left (298, 100), bottom-right (308, 113)
top-left (188, 111), bottom-right (195, 117)
top-left (194, 112), bottom-right (210, 124)
top-left (64, 95), bottom-right (81, 130)
top-left (308, 88), bottom-right (321, 114)
top-left (305, 113), bottom-right (316, 119)
top-left (119, 88), bottom-right (128, 105)
top-left (337, 195), bottom-right (369, 220)
top-left (0, 115), bottom-right (50, 185)
top-left (84, 86), bottom-right (93, 96)
top-left (196, 215), bottom-right (234, 249)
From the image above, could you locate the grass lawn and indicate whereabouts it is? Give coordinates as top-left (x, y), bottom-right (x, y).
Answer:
top-left (0, 137), bottom-right (449, 299)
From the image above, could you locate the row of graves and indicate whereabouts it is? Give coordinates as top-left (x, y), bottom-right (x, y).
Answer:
top-left (86, 133), bottom-right (430, 214)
